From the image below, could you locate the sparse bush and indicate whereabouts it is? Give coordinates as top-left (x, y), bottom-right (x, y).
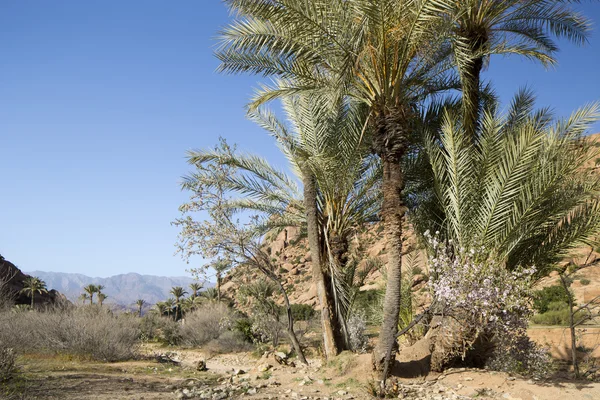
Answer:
top-left (205, 330), bottom-right (253, 354)
top-left (234, 318), bottom-right (256, 343)
top-left (179, 302), bottom-right (234, 347)
top-left (580, 278), bottom-right (591, 286)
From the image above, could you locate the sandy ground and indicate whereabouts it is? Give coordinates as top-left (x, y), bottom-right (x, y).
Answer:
top-left (6, 347), bottom-right (600, 400)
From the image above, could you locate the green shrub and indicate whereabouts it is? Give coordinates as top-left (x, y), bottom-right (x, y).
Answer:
top-left (580, 278), bottom-right (591, 286)
top-left (234, 318), bottom-right (256, 343)
top-left (532, 285), bottom-right (572, 314)
top-left (290, 304), bottom-right (315, 321)
top-left (531, 308), bottom-right (570, 326)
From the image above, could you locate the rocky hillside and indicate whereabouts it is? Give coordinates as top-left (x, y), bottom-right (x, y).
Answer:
top-left (220, 223), bottom-right (429, 309)
top-left (28, 270), bottom-right (201, 306)
top-left (0, 255), bottom-right (65, 307)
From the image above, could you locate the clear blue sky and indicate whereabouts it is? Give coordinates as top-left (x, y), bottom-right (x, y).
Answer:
top-left (1, 2), bottom-right (599, 278)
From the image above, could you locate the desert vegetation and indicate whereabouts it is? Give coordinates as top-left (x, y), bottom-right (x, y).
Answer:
top-left (5, 1), bottom-right (600, 399)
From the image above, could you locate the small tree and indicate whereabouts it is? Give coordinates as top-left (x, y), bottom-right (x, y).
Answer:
top-left (135, 299), bottom-right (146, 317)
top-left (174, 154), bottom-right (308, 364)
top-left (97, 293), bottom-right (108, 307)
top-left (189, 282), bottom-right (203, 299)
top-left (557, 256), bottom-right (600, 378)
top-left (83, 284), bottom-right (98, 305)
top-left (20, 276), bottom-right (48, 308)
top-left (79, 293), bottom-right (90, 305)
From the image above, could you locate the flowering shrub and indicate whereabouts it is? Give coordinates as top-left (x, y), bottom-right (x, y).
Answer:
top-left (425, 231), bottom-right (551, 376)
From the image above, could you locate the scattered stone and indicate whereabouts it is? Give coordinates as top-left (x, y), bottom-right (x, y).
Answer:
top-left (258, 364), bottom-right (272, 372)
top-left (247, 388), bottom-right (257, 395)
top-left (196, 359), bottom-right (207, 371)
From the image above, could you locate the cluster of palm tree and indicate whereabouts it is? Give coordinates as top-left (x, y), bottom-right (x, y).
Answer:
top-left (175, 0), bottom-right (599, 381)
top-left (79, 284), bottom-right (107, 306)
top-left (152, 282), bottom-right (212, 320)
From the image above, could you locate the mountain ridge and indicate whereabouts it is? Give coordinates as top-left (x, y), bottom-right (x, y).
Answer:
top-left (26, 270), bottom-right (208, 307)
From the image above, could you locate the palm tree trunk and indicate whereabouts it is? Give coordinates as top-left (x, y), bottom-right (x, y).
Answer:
top-left (373, 153), bottom-right (407, 379)
top-left (462, 55), bottom-right (483, 141)
top-left (302, 170), bottom-right (340, 359)
top-left (30, 292), bottom-right (34, 309)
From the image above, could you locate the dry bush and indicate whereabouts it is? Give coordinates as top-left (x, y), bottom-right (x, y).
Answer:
top-left (0, 344), bottom-right (17, 382)
top-left (179, 302), bottom-right (232, 347)
top-left (0, 306), bottom-right (140, 362)
top-left (180, 303), bottom-right (251, 352)
top-left (204, 331), bottom-right (253, 354)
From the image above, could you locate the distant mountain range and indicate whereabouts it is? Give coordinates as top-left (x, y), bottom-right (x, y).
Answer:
top-left (26, 271), bottom-right (208, 307)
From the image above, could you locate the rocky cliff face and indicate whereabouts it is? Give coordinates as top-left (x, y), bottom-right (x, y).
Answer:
top-left (220, 223), bottom-right (430, 309)
top-left (0, 255), bottom-right (65, 307)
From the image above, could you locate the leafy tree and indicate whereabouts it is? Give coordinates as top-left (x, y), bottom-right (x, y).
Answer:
top-left (83, 284), bottom-right (98, 305)
top-left (135, 299), bottom-right (146, 317)
top-left (78, 293), bottom-right (90, 305)
top-left (20, 276), bottom-right (48, 308)
top-left (445, 1), bottom-right (592, 140)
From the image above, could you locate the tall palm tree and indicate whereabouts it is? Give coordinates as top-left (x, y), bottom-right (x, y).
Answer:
top-left (446, 1), bottom-right (592, 140)
top-left (182, 97), bottom-right (380, 354)
top-left (210, 259), bottom-right (230, 303)
top-left (169, 287), bottom-right (187, 320)
top-left (216, 0), bottom-right (456, 373)
top-left (189, 282), bottom-right (203, 299)
top-left (83, 284), bottom-right (98, 305)
top-left (20, 276), bottom-right (48, 308)
top-left (164, 298), bottom-right (176, 319)
top-left (135, 299), bottom-right (146, 317)
top-left (97, 293), bottom-right (108, 307)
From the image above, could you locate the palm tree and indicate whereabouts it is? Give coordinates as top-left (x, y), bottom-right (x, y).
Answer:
top-left (418, 91), bottom-right (600, 271)
top-left (83, 284), bottom-right (98, 305)
top-left (446, 1), bottom-right (592, 140)
top-left (97, 293), bottom-right (107, 307)
top-left (216, 0), bottom-right (456, 373)
top-left (189, 282), bottom-right (203, 299)
top-left (20, 276), bottom-right (48, 308)
top-left (154, 301), bottom-right (167, 317)
top-left (135, 299), bottom-right (146, 317)
top-left (78, 293), bottom-right (90, 305)
top-left (169, 287), bottom-right (187, 320)
top-left (209, 259), bottom-right (229, 303)
top-left (200, 288), bottom-right (219, 302)
top-left (164, 298), bottom-right (176, 319)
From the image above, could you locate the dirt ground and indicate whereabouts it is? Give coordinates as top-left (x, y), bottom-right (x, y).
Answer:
top-left (6, 345), bottom-right (600, 400)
